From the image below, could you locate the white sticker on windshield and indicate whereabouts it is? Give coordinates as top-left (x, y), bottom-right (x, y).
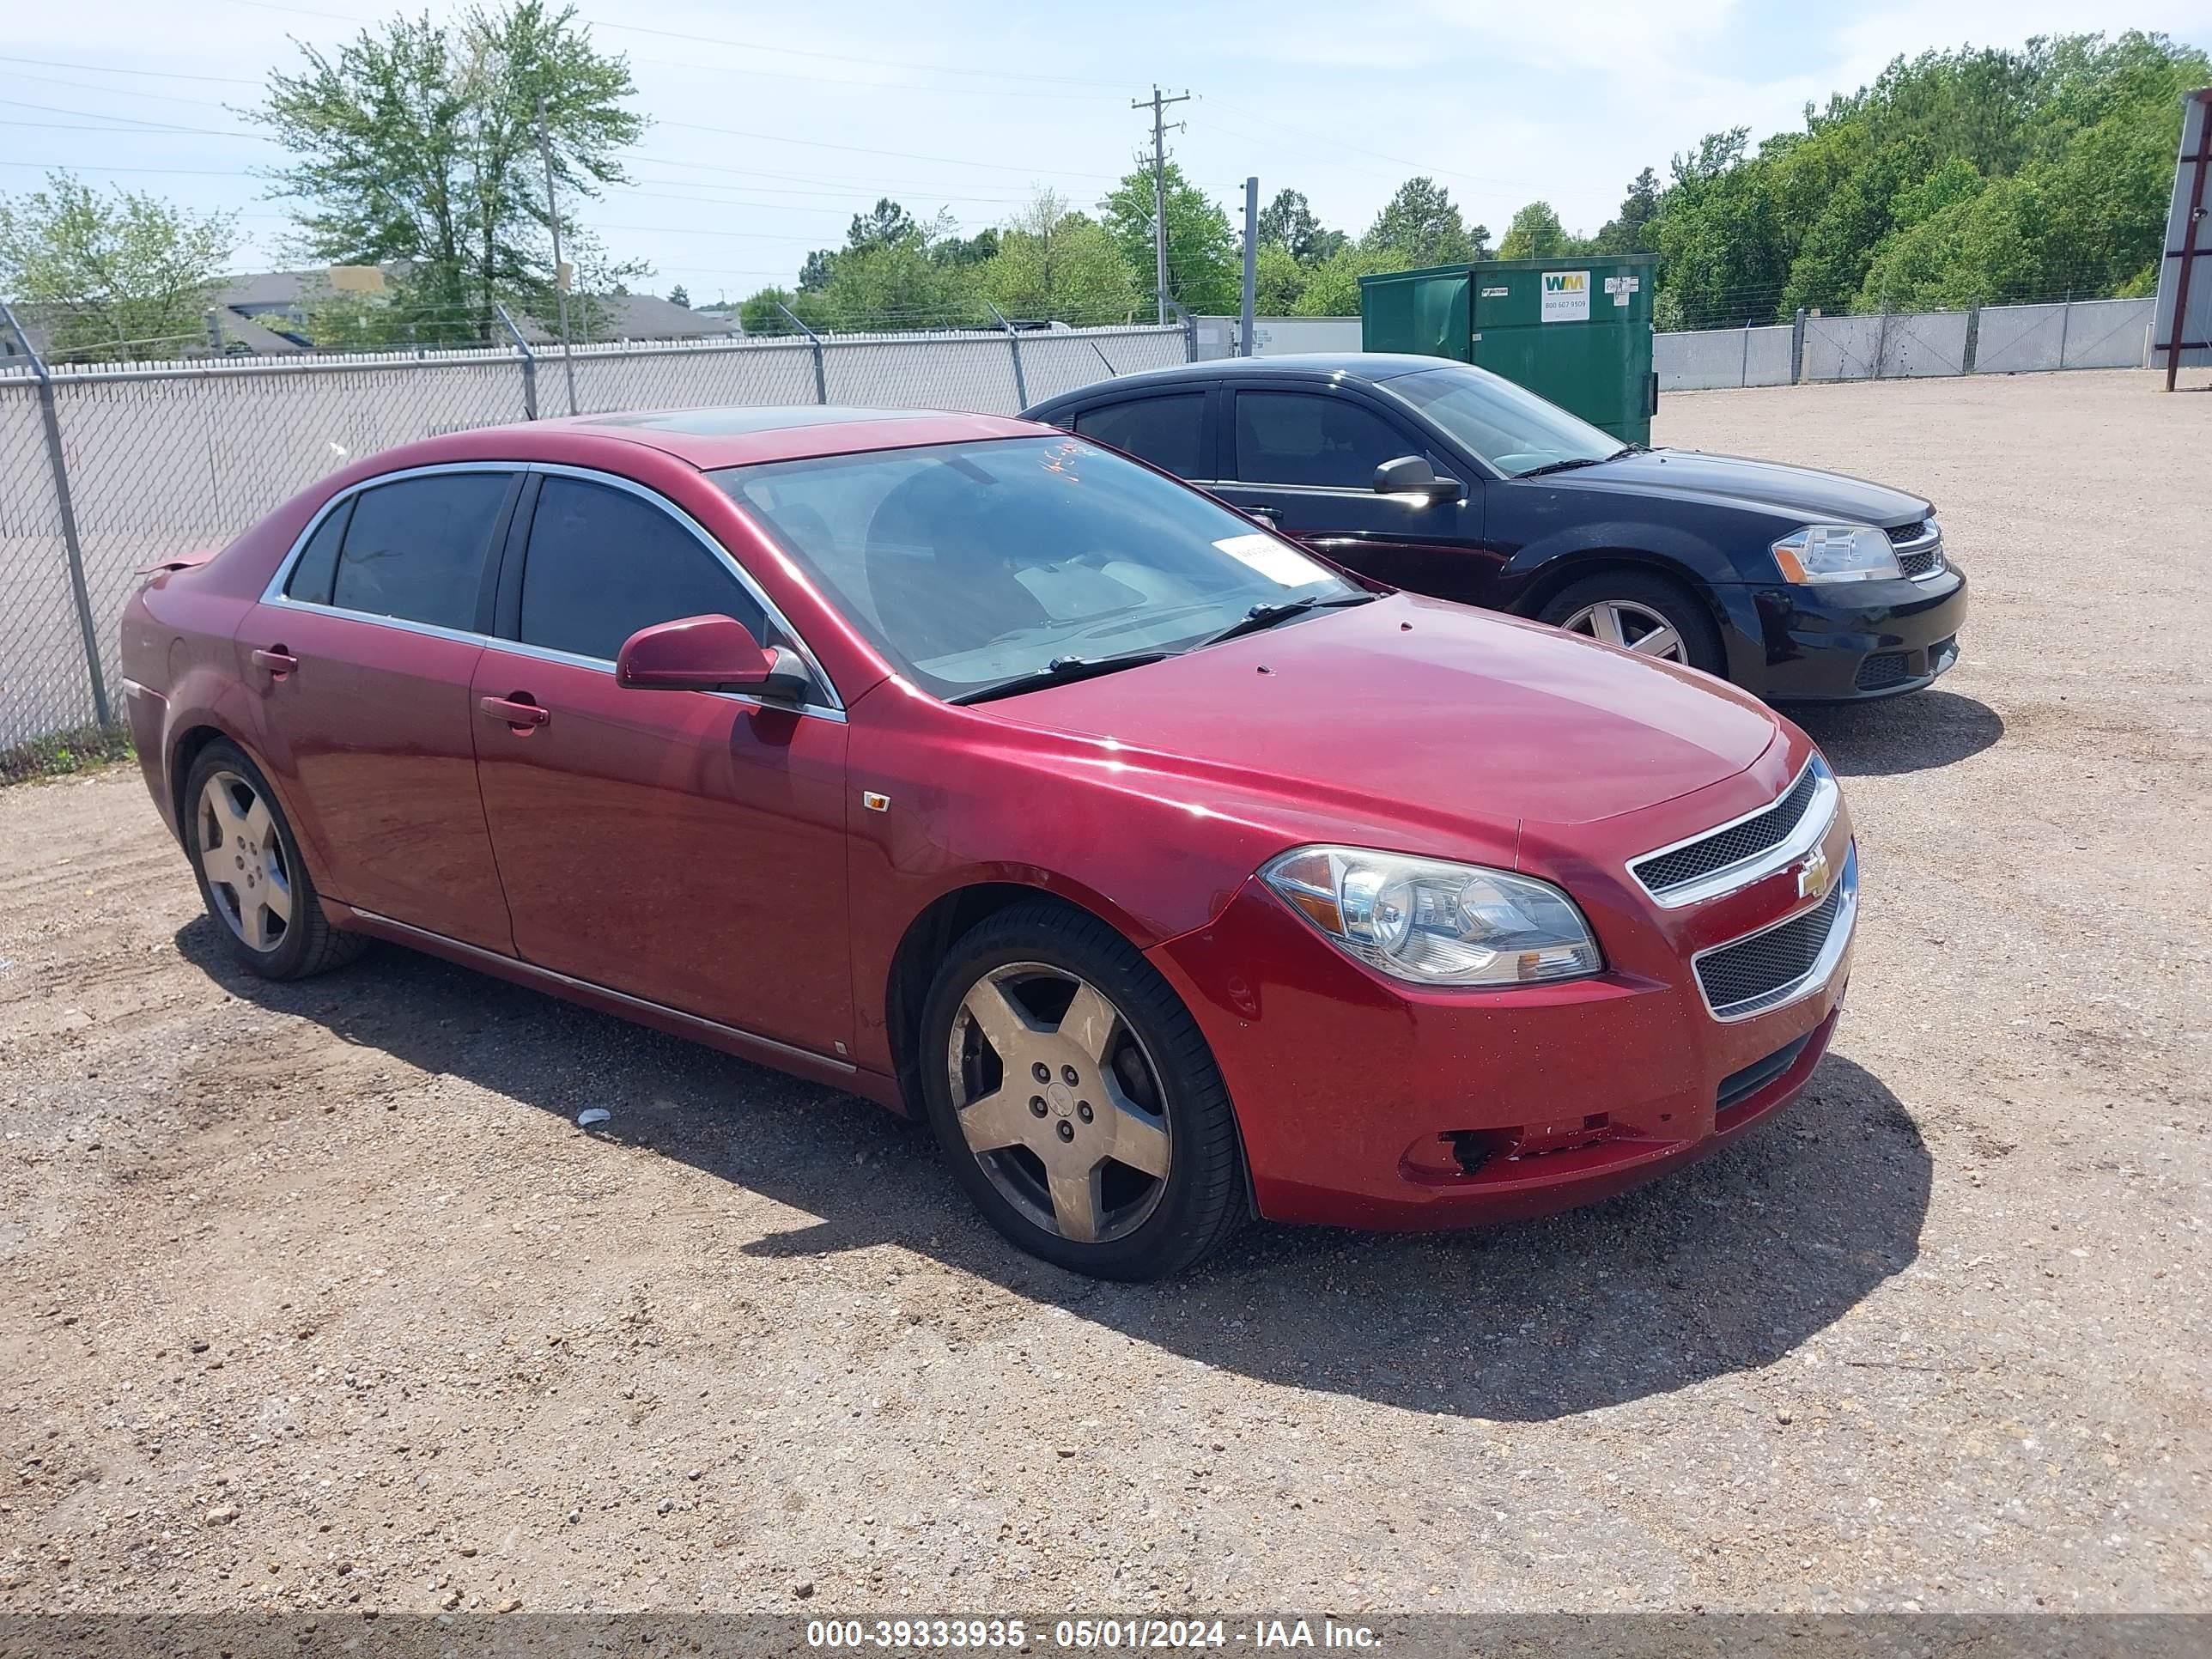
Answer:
top-left (1213, 533), bottom-right (1326, 588)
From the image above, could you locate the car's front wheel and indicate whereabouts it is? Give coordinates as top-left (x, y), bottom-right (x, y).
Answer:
top-left (182, 740), bottom-right (366, 981)
top-left (1538, 569), bottom-right (1724, 676)
top-left (918, 900), bottom-right (1245, 1280)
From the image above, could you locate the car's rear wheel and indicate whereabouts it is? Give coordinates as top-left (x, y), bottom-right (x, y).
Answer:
top-left (918, 900), bottom-right (1244, 1280)
top-left (1539, 570), bottom-right (1724, 676)
top-left (183, 741), bottom-right (365, 981)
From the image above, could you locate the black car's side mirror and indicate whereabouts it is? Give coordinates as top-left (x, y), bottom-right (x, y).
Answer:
top-left (1374, 454), bottom-right (1462, 504)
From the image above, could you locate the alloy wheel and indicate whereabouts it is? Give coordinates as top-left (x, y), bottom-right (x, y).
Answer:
top-left (945, 963), bottom-right (1172, 1245)
top-left (197, 770), bottom-right (294, 952)
top-left (1559, 599), bottom-right (1686, 661)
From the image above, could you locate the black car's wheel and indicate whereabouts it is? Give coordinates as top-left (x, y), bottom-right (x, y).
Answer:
top-left (918, 899), bottom-right (1245, 1280)
top-left (182, 740), bottom-right (367, 981)
top-left (1538, 570), bottom-right (1725, 676)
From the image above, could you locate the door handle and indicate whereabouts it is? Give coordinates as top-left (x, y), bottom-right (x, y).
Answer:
top-left (478, 695), bottom-right (549, 730)
top-left (1242, 503), bottom-right (1281, 521)
top-left (251, 646), bottom-right (297, 678)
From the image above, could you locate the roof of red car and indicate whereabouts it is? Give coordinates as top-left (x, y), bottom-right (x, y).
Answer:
top-left (534, 405), bottom-right (1048, 469)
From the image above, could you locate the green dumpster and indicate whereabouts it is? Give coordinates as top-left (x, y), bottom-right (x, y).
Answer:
top-left (1359, 255), bottom-right (1658, 446)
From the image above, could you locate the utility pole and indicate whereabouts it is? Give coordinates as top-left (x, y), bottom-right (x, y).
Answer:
top-left (1240, 176), bottom-right (1258, 356)
top-left (1133, 86), bottom-right (1190, 325)
top-left (538, 93), bottom-right (579, 416)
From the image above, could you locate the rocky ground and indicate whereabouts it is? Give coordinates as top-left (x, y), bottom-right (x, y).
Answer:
top-left (0, 369), bottom-right (2205, 1617)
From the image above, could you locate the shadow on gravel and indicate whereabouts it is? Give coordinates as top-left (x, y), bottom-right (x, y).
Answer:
top-left (183, 917), bottom-right (1930, 1423)
top-left (1792, 689), bottom-right (2003, 777)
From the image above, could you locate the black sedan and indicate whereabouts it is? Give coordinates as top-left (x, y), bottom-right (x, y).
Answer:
top-left (1022, 355), bottom-right (1967, 701)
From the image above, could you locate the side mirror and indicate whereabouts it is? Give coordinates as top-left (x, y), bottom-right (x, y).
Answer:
top-left (616, 614), bottom-right (809, 702)
top-left (1373, 454), bottom-right (1462, 505)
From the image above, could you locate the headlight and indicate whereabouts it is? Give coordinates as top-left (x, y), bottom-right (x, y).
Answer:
top-left (1771, 524), bottom-right (1901, 583)
top-left (1261, 846), bottom-right (1601, 987)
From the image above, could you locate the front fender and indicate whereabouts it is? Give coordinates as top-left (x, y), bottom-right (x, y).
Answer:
top-left (1499, 519), bottom-right (1743, 594)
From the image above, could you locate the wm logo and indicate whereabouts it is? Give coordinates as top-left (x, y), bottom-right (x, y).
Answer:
top-left (1544, 273), bottom-right (1587, 294)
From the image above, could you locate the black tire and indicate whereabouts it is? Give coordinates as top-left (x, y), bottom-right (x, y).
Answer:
top-left (917, 899), bottom-right (1245, 1280)
top-left (181, 740), bottom-right (367, 981)
top-left (1536, 568), bottom-right (1726, 677)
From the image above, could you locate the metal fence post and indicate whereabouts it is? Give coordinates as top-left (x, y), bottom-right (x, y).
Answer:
top-left (1739, 320), bottom-right (1752, 388)
top-left (495, 302), bottom-right (539, 421)
top-left (1, 301), bottom-right (111, 729)
top-left (778, 305), bottom-right (828, 402)
top-left (2057, 294), bottom-right (2074, 370)
top-left (1962, 304), bottom-right (1980, 374)
top-left (1790, 308), bottom-right (1807, 384)
top-left (986, 301), bottom-right (1030, 408)
top-left (1167, 299), bottom-right (1197, 363)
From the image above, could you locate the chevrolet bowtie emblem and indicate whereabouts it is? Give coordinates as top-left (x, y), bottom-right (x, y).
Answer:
top-left (1796, 848), bottom-right (1833, 902)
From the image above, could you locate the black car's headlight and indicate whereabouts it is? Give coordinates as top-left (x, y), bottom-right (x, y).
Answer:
top-left (1771, 524), bottom-right (1903, 584)
top-left (1261, 846), bottom-right (1601, 987)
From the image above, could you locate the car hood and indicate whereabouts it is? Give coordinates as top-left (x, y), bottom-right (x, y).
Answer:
top-left (1540, 448), bottom-right (1929, 526)
top-left (986, 593), bottom-right (1782, 834)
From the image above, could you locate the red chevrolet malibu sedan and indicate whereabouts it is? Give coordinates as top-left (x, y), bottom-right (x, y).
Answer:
top-left (120, 408), bottom-right (1856, 1279)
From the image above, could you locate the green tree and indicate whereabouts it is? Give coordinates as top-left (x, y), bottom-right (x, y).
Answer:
top-left (1593, 167), bottom-right (1661, 254)
top-left (0, 172), bottom-right (237, 362)
top-left (1291, 242), bottom-right (1413, 316)
top-left (1364, 177), bottom-right (1480, 266)
top-left (258, 1), bottom-right (647, 344)
top-left (738, 284), bottom-right (803, 335)
top-left (1253, 241), bottom-right (1307, 313)
top-left (933, 227), bottom-right (1000, 268)
top-left (1497, 200), bottom-right (1584, 260)
top-left (979, 190), bottom-right (1136, 324)
top-left (1100, 158), bottom-right (1239, 315)
top-left (1640, 33), bottom-right (2209, 327)
top-left (666, 283), bottom-right (689, 307)
top-left (1257, 189), bottom-right (1345, 264)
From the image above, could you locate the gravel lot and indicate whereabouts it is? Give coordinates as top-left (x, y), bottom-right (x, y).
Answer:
top-left (1, 368), bottom-right (2206, 1619)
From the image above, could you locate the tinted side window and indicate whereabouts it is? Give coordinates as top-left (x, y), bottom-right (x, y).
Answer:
top-left (331, 472), bottom-right (511, 629)
top-left (1232, 392), bottom-right (1419, 489)
top-left (519, 476), bottom-right (767, 662)
top-left (285, 497), bottom-right (352, 605)
top-left (1073, 394), bottom-right (1207, 477)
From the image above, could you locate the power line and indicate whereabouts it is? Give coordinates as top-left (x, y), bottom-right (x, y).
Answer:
top-left (0, 52), bottom-right (264, 84)
top-left (221, 0), bottom-right (1139, 91)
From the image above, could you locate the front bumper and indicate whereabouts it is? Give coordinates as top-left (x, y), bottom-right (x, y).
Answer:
top-left (1146, 798), bottom-right (1857, 1231)
top-left (1714, 564), bottom-right (1967, 702)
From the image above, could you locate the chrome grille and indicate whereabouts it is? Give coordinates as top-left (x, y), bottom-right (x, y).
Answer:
top-left (1884, 520), bottom-right (1931, 546)
top-left (1692, 845), bottom-right (1857, 1021)
top-left (1632, 762), bottom-right (1822, 900)
top-left (1898, 546), bottom-right (1943, 578)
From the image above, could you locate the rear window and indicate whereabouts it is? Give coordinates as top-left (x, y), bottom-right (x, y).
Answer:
top-left (284, 497), bottom-right (352, 605)
top-left (331, 472), bottom-right (512, 631)
top-left (1073, 394), bottom-right (1207, 477)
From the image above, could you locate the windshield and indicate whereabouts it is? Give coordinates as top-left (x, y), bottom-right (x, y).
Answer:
top-left (1384, 363), bottom-right (1624, 478)
top-left (713, 435), bottom-right (1361, 702)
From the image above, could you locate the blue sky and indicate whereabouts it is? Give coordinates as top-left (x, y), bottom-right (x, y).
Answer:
top-left (7, 0), bottom-right (2209, 302)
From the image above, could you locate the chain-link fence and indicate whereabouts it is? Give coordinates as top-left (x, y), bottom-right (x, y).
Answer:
top-left (0, 319), bottom-right (1190, 755)
top-left (1658, 297), bottom-right (2156, 389)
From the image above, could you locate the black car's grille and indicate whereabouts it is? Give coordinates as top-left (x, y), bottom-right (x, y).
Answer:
top-left (1898, 546), bottom-right (1943, 578)
top-left (1885, 520), bottom-right (1932, 546)
top-left (1696, 881), bottom-right (1847, 1018)
top-left (1632, 763), bottom-right (1821, 897)
top-left (1717, 1031), bottom-right (1814, 1114)
top-left (1856, 651), bottom-right (1912, 691)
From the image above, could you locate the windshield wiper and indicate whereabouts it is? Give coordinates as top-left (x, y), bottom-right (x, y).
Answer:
top-left (1514, 446), bottom-right (1639, 480)
top-left (1194, 592), bottom-right (1374, 649)
top-left (948, 651), bottom-right (1171, 706)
